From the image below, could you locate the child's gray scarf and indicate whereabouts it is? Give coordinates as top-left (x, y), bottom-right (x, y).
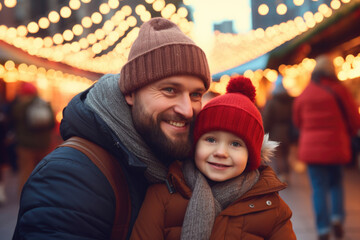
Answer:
top-left (85, 74), bottom-right (168, 183)
top-left (180, 134), bottom-right (278, 240)
top-left (181, 160), bottom-right (259, 240)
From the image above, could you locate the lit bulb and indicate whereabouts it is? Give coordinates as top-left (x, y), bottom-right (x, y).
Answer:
top-left (38, 17), bottom-right (50, 29)
top-left (258, 4), bottom-right (269, 15)
top-left (60, 6), bottom-right (72, 18)
top-left (4, 60), bottom-right (15, 70)
top-left (4, 0), bottom-right (17, 8)
top-left (99, 3), bottom-right (110, 14)
top-left (277, 4), bottom-right (287, 15)
top-left (69, 0), bottom-right (81, 10)
top-left (49, 11), bottom-right (60, 23)
top-left (294, 0), bottom-right (304, 6)
top-left (16, 25), bottom-right (27, 37)
top-left (178, 7), bottom-right (188, 18)
top-left (27, 22), bottom-right (39, 34)
top-left (330, 0), bottom-right (341, 10)
top-left (82, 17), bottom-right (93, 28)
top-left (91, 12), bottom-right (103, 24)
top-left (135, 4), bottom-right (146, 15)
top-left (63, 30), bottom-right (74, 41)
top-left (53, 33), bottom-right (64, 44)
top-left (72, 24), bottom-right (84, 36)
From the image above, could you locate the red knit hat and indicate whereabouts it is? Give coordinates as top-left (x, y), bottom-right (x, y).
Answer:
top-left (19, 82), bottom-right (37, 96)
top-left (119, 17), bottom-right (211, 94)
top-left (193, 76), bottom-right (264, 171)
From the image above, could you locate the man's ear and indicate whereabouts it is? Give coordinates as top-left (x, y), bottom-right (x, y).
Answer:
top-left (124, 93), bottom-right (134, 106)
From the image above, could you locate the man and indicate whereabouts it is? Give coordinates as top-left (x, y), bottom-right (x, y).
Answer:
top-left (13, 17), bottom-right (210, 239)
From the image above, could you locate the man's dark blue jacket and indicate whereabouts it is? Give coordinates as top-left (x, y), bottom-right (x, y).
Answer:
top-left (13, 87), bottom-right (148, 240)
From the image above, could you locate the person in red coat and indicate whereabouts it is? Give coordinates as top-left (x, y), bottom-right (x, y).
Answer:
top-left (293, 55), bottom-right (360, 240)
top-left (131, 76), bottom-right (296, 240)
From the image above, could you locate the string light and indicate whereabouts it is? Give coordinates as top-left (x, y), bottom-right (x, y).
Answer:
top-left (0, 1), bottom-right (356, 80)
top-left (0, 60), bottom-right (94, 122)
top-left (211, 51), bottom-right (359, 104)
top-left (294, 0), bottom-right (305, 6)
top-left (258, 4), bottom-right (269, 15)
top-left (4, 0), bottom-right (17, 8)
top-left (60, 6), bottom-right (72, 18)
top-left (1, 2), bottom-right (239, 73)
top-left (38, 17), bottom-right (50, 29)
top-left (91, 12), bottom-right (103, 24)
top-left (69, 0), bottom-right (81, 10)
top-left (276, 3), bottom-right (288, 15)
top-left (209, 0), bottom-right (355, 74)
top-left (48, 11), bottom-right (61, 23)
top-left (27, 22), bottom-right (39, 34)
top-left (99, 3), bottom-right (111, 14)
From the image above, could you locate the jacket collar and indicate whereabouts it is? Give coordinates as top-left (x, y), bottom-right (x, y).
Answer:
top-left (60, 87), bottom-right (147, 172)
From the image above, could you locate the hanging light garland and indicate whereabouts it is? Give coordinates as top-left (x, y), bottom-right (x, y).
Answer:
top-left (0, 0), bottom-right (193, 74)
top-left (0, 0), bottom-right (357, 87)
top-left (208, 1), bottom-right (349, 74)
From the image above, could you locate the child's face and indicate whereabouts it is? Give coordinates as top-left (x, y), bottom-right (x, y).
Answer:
top-left (194, 130), bottom-right (249, 182)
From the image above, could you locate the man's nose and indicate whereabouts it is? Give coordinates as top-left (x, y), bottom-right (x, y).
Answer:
top-left (173, 94), bottom-right (193, 119)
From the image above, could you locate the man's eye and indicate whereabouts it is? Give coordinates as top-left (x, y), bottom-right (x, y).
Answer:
top-left (163, 88), bottom-right (175, 93)
top-left (190, 92), bottom-right (202, 98)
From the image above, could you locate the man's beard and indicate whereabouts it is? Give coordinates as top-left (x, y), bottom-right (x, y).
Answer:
top-left (131, 103), bottom-right (194, 166)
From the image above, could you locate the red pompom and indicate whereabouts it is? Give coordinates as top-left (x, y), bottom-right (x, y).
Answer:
top-left (226, 76), bottom-right (256, 102)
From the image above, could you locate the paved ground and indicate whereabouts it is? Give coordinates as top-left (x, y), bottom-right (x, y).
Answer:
top-left (280, 163), bottom-right (360, 240)
top-left (1, 156), bottom-right (360, 240)
top-left (0, 166), bottom-right (19, 240)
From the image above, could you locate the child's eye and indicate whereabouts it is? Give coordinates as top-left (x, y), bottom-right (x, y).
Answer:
top-left (205, 137), bottom-right (216, 143)
top-left (231, 141), bottom-right (242, 147)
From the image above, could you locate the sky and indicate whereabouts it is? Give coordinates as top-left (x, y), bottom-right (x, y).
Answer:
top-left (188, 0), bottom-right (252, 53)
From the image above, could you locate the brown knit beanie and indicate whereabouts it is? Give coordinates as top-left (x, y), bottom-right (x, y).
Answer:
top-left (193, 76), bottom-right (264, 171)
top-left (119, 17), bottom-right (211, 94)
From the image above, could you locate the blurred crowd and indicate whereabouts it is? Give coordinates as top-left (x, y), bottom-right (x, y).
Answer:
top-left (0, 82), bottom-right (57, 205)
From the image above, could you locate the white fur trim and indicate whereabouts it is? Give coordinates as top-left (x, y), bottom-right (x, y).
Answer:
top-left (261, 134), bottom-right (279, 163)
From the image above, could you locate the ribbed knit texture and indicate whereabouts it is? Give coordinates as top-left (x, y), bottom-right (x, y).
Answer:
top-left (119, 17), bottom-right (210, 94)
top-left (193, 78), bottom-right (264, 171)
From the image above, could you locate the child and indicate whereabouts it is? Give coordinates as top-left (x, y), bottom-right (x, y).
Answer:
top-left (130, 76), bottom-right (296, 240)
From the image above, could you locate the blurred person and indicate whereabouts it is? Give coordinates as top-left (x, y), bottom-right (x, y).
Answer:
top-left (262, 75), bottom-right (296, 183)
top-left (293, 55), bottom-right (360, 240)
top-left (0, 96), bottom-right (9, 205)
top-left (0, 91), bottom-right (18, 172)
top-left (13, 18), bottom-right (211, 240)
top-left (131, 76), bottom-right (296, 240)
top-left (10, 82), bottom-right (55, 193)
top-left (3, 99), bottom-right (19, 173)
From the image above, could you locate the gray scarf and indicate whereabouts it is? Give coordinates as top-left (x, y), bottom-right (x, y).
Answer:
top-left (181, 160), bottom-right (260, 240)
top-left (84, 74), bottom-right (167, 183)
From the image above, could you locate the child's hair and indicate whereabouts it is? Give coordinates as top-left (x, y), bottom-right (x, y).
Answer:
top-left (193, 76), bottom-right (264, 171)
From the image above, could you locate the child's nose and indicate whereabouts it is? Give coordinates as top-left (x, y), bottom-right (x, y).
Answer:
top-left (213, 143), bottom-right (228, 158)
